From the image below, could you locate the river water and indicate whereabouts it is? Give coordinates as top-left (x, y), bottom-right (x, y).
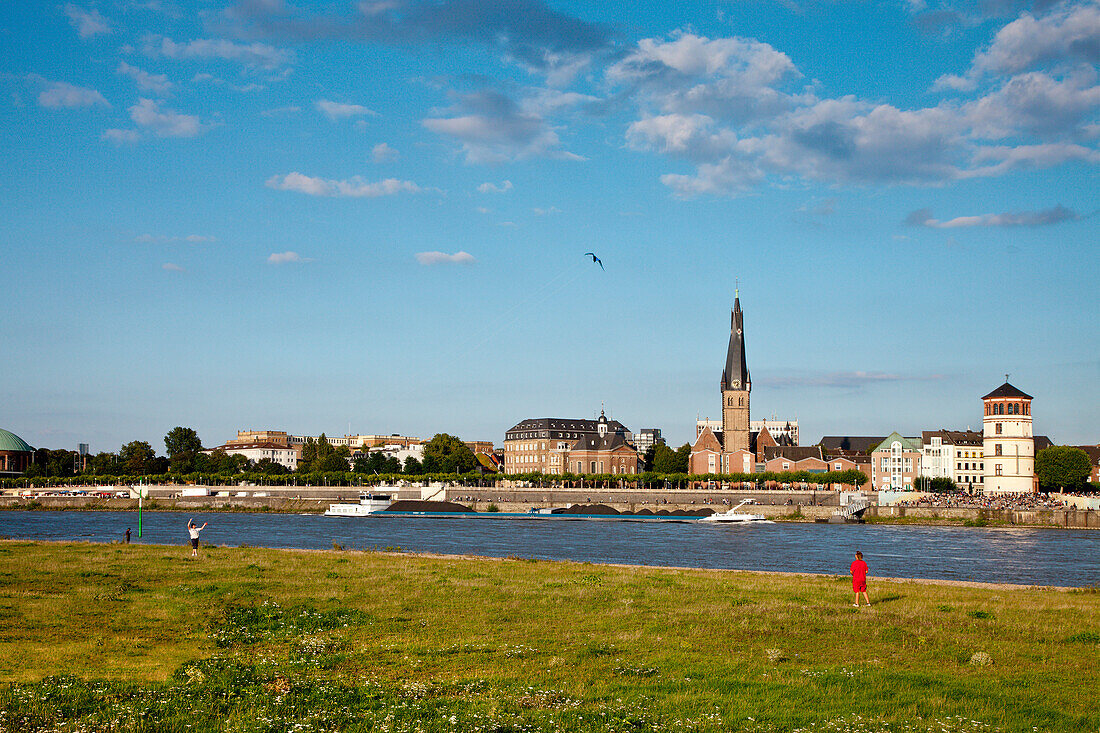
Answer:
top-left (2, 511), bottom-right (1097, 587)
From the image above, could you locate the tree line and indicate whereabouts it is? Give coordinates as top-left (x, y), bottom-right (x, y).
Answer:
top-left (12, 428), bottom-right (1095, 492)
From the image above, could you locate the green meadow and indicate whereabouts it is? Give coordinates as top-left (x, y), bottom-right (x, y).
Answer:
top-left (0, 541), bottom-right (1097, 732)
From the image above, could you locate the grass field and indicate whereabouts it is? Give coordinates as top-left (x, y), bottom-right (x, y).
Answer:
top-left (0, 541), bottom-right (1097, 732)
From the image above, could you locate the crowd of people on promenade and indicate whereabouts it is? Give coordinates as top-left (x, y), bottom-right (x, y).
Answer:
top-left (893, 493), bottom-right (1071, 510)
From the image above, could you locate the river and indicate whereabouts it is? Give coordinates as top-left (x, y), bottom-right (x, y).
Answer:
top-left (1, 510), bottom-right (1097, 587)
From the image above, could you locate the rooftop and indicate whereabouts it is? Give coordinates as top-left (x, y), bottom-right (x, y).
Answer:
top-left (0, 429), bottom-right (33, 453)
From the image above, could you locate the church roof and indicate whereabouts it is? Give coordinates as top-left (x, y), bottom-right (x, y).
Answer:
top-left (571, 432), bottom-right (633, 452)
top-left (720, 296), bottom-right (750, 391)
top-left (982, 382), bottom-right (1032, 400)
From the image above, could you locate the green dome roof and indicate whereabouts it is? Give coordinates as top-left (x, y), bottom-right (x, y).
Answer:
top-left (0, 429), bottom-right (33, 453)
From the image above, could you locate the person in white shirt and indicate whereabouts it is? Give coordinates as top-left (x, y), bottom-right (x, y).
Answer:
top-left (187, 519), bottom-right (207, 557)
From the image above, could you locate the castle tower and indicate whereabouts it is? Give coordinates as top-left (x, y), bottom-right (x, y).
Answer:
top-left (721, 294), bottom-right (751, 453)
top-left (981, 381), bottom-right (1034, 494)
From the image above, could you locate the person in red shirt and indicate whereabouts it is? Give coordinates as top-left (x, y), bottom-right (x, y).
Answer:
top-left (850, 550), bottom-right (870, 607)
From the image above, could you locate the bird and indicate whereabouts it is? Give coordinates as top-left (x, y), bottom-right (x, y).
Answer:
top-left (584, 252), bottom-right (604, 270)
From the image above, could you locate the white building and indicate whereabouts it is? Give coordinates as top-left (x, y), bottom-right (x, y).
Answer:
top-left (205, 442), bottom-right (298, 470)
top-left (982, 381), bottom-right (1035, 494)
top-left (633, 428), bottom-right (664, 453)
top-left (750, 418), bottom-right (798, 445)
top-left (920, 430), bottom-right (984, 490)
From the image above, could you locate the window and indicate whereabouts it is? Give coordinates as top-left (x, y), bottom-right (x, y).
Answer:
top-left (995, 444), bottom-right (1002, 456)
top-left (783, 462), bottom-right (790, 470)
top-left (996, 423), bottom-right (1002, 435)
top-left (995, 464), bottom-right (1003, 476)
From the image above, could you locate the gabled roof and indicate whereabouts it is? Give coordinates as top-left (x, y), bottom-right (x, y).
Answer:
top-left (692, 426), bottom-right (722, 453)
top-left (872, 432), bottom-right (922, 452)
top-left (982, 382), bottom-right (1032, 400)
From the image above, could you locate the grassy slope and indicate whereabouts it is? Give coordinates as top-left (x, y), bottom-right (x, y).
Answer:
top-left (0, 541), bottom-right (1097, 732)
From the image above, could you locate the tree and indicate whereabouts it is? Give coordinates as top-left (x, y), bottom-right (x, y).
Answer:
top-left (164, 427), bottom-right (203, 473)
top-left (674, 443), bottom-right (691, 473)
top-left (642, 446), bottom-right (656, 472)
top-left (422, 434), bottom-right (477, 474)
top-left (299, 438), bottom-right (318, 471)
top-left (403, 456), bottom-right (423, 475)
top-left (930, 477), bottom-right (957, 493)
top-left (119, 441), bottom-right (157, 475)
top-left (318, 452), bottom-right (349, 472)
top-left (254, 458), bottom-right (289, 476)
top-left (1035, 446), bottom-right (1092, 490)
top-left (651, 444), bottom-right (679, 474)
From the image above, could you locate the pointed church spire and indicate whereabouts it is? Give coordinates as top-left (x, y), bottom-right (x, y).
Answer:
top-left (721, 293), bottom-right (750, 391)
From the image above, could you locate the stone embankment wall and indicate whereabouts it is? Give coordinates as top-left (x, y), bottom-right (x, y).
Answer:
top-left (867, 505), bottom-right (1100, 528)
top-left (1, 485), bottom-right (1096, 528)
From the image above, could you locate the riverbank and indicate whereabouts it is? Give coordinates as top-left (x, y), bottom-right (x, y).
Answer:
top-left (0, 540), bottom-right (1096, 732)
top-left (2, 492), bottom-right (1096, 529)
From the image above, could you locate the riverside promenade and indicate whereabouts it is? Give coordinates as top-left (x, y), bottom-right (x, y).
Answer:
top-left (2, 484), bottom-right (1097, 528)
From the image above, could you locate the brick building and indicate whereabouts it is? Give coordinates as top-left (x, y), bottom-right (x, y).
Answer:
top-left (503, 411), bottom-right (637, 475)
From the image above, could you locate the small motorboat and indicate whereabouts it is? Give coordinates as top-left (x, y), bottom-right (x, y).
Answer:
top-left (699, 499), bottom-right (767, 523)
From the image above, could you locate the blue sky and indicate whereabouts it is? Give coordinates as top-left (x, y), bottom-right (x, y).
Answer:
top-left (2, 0), bottom-right (1097, 453)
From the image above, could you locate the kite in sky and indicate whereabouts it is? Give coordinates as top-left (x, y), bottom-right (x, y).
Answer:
top-left (584, 252), bottom-right (604, 270)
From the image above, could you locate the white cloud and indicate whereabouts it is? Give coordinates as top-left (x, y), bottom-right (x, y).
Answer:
top-left (117, 61), bottom-right (172, 94)
top-left (608, 32), bottom-right (803, 124)
top-left (316, 99), bottom-right (378, 120)
top-left (964, 142), bottom-right (1100, 176)
top-left (268, 251), bottom-right (310, 264)
top-left (477, 180), bottom-right (513, 193)
top-left (626, 114), bottom-right (738, 161)
top-left (372, 142), bottom-right (399, 162)
top-left (129, 98), bottom-right (207, 137)
top-left (162, 262), bottom-right (184, 272)
top-left (145, 36), bottom-right (293, 69)
top-left (966, 70), bottom-right (1100, 139)
top-left (415, 251), bottom-right (475, 265)
top-left (65, 4), bottom-right (110, 39)
top-left (532, 206), bottom-right (561, 215)
top-left (103, 128), bottom-right (140, 144)
top-left (36, 80), bottom-right (109, 109)
top-left (905, 205), bottom-right (1081, 228)
top-left (265, 172), bottom-right (423, 197)
top-left (659, 156), bottom-right (764, 197)
top-left (971, 3), bottom-right (1100, 77)
top-left (423, 90), bottom-right (582, 163)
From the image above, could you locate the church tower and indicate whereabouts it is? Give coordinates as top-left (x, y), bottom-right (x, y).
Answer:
top-left (721, 294), bottom-right (751, 453)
